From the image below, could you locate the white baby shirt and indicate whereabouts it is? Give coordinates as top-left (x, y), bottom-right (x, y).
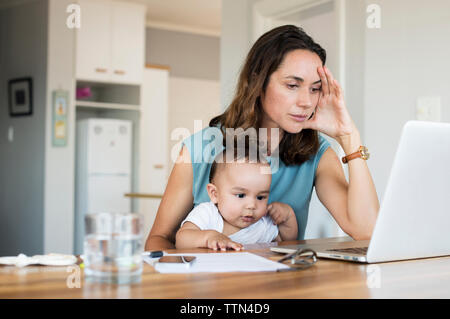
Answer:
top-left (181, 201), bottom-right (279, 245)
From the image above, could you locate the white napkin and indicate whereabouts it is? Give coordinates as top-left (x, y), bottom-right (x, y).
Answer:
top-left (0, 253), bottom-right (77, 267)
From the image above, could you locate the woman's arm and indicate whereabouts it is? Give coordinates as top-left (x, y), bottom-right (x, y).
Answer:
top-left (303, 66), bottom-right (379, 240)
top-left (314, 137), bottom-right (379, 240)
top-left (144, 145), bottom-right (194, 250)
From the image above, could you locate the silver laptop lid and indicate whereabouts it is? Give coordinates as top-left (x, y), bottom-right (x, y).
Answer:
top-left (367, 121), bottom-right (450, 263)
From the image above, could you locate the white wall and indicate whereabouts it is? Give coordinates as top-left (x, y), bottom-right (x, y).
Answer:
top-left (0, 0), bottom-right (48, 255)
top-left (0, 0), bottom-right (77, 255)
top-left (220, 0), bottom-right (260, 110)
top-left (168, 76), bottom-right (221, 168)
top-left (44, 0), bottom-right (76, 254)
top-left (146, 27), bottom-right (220, 81)
top-left (364, 0), bottom-right (450, 199)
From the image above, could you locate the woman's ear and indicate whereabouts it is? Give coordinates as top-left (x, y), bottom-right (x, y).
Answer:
top-left (206, 183), bottom-right (219, 204)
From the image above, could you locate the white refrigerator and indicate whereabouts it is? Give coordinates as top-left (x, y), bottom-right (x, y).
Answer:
top-left (75, 118), bottom-right (132, 254)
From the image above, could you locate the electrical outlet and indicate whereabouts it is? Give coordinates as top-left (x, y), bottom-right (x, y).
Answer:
top-left (416, 96), bottom-right (441, 122)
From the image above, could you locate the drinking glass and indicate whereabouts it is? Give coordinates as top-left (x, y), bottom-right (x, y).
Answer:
top-left (83, 212), bottom-right (143, 284)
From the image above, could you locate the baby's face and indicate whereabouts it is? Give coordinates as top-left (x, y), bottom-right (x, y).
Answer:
top-left (211, 162), bottom-right (271, 229)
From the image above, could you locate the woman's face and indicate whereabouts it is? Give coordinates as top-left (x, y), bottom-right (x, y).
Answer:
top-left (261, 49), bottom-right (323, 134)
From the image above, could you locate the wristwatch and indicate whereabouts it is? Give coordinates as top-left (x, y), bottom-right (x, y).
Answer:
top-left (341, 146), bottom-right (370, 164)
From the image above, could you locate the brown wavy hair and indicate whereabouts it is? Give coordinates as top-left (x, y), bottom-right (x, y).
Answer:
top-left (209, 25), bottom-right (327, 166)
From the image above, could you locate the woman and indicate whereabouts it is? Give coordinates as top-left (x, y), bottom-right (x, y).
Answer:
top-left (145, 25), bottom-right (379, 250)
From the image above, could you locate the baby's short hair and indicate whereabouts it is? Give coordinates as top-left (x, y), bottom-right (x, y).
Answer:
top-left (209, 134), bottom-right (270, 183)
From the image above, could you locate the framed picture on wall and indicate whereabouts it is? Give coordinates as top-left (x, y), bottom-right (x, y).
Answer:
top-left (52, 89), bottom-right (69, 147)
top-left (8, 77), bottom-right (33, 117)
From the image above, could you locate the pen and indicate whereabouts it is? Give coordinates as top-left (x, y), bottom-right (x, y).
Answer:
top-left (146, 251), bottom-right (163, 258)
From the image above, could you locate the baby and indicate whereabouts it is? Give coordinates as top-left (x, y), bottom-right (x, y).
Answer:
top-left (175, 144), bottom-right (298, 251)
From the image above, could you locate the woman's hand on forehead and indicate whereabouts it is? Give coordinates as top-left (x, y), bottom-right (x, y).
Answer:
top-left (302, 66), bottom-right (356, 139)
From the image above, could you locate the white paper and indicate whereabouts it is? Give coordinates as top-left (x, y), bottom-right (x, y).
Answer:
top-left (145, 252), bottom-right (289, 273)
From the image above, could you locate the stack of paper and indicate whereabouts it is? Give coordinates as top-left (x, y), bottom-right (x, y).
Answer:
top-left (146, 252), bottom-right (289, 273)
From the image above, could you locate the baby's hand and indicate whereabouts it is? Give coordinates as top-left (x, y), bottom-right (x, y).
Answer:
top-left (205, 231), bottom-right (243, 251)
top-left (267, 202), bottom-right (295, 225)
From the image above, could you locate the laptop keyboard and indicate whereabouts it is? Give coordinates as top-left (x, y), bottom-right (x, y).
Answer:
top-left (326, 247), bottom-right (368, 255)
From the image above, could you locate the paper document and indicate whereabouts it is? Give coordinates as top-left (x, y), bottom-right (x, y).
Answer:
top-left (145, 252), bottom-right (289, 273)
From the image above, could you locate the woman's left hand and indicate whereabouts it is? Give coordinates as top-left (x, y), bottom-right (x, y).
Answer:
top-left (303, 66), bottom-right (357, 141)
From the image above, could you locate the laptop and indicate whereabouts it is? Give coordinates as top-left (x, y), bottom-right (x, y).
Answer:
top-left (271, 121), bottom-right (450, 263)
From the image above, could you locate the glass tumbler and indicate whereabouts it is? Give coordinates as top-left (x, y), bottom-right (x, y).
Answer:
top-left (83, 212), bottom-right (143, 284)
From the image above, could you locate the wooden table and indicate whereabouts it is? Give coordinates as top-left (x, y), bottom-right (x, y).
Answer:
top-left (1, 237), bottom-right (450, 299)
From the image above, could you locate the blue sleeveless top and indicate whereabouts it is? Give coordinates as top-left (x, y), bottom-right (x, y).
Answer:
top-left (181, 126), bottom-right (330, 240)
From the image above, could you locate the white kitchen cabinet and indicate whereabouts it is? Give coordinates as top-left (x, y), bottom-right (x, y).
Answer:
top-left (137, 66), bottom-right (169, 235)
top-left (111, 1), bottom-right (145, 84)
top-left (139, 66), bottom-right (169, 195)
top-left (76, 0), bottom-right (146, 85)
top-left (76, 0), bottom-right (111, 82)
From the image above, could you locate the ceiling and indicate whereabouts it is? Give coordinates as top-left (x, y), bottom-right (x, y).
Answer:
top-left (127, 0), bottom-right (221, 37)
top-left (0, 0), bottom-right (222, 37)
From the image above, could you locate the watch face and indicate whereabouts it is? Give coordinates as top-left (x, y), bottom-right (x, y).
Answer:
top-left (360, 146), bottom-right (370, 160)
